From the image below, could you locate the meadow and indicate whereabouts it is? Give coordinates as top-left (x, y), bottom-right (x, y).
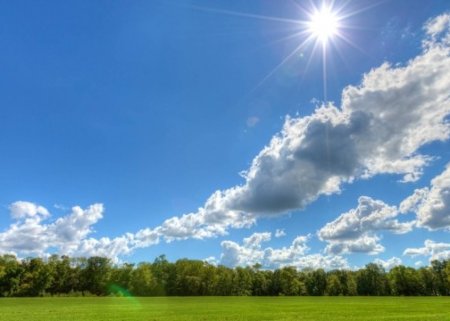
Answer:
top-left (1, 297), bottom-right (450, 321)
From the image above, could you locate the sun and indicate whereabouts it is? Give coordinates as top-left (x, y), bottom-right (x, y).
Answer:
top-left (308, 6), bottom-right (339, 44)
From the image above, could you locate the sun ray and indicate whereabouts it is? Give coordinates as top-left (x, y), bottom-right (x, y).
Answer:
top-left (249, 34), bottom-right (315, 94)
top-left (184, 1), bottom-right (367, 102)
top-left (188, 4), bottom-right (303, 25)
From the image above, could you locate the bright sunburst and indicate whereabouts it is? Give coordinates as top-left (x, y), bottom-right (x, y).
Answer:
top-left (308, 6), bottom-right (339, 44)
top-left (190, 1), bottom-right (361, 100)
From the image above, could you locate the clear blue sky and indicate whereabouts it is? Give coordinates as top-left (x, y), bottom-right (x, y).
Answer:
top-left (1, 0), bottom-right (450, 270)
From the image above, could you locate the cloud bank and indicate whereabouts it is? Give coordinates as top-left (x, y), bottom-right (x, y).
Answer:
top-left (154, 12), bottom-right (450, 241)
top-left (218, 232), bottom-right (348, 270)
top-left (1, 13), bottom-right (450, 262)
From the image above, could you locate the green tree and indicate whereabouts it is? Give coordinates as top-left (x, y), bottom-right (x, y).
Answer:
top-left (356, 264), bottom-right (388, 296)
top-left (0, 255), bottom-right (23, 297)
top-left (109, 263), bottom-right (134, 295)
top-left (151, 255), bottom-right (173, 295)
top-left (389, 265), bottom-right (424, 296)
top-left (18, 258), bottom-right (53, 296)
top-left (252, 270), bottom-right (271, 296)
top-left (215, 265), bottom-right (234, 295)
top-left (232, 267), bottom-right (253, 296)
top-left (174, 259), bottom-right (205, 296)
top-left (431, 260), bottom-right (449, 295)
top-left (326, 273), bottom-right (342, 296)
top-left (130, 263), bottom-right (155, 296)
top-left (81, 257), bottom-right (111, 295)
top-left (305, 269), bottom-right (327, 296)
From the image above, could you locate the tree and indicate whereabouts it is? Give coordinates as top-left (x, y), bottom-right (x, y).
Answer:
top-left (431, 260), bottom-right (449, 295)
top-left (326, 273), bottom-right (342, 296)
top-left (252, 270), bottom-right (271, 296)
top-left (305, 269), bottom-right (327, 296)
top-left (356, 264), bottom-right (388, 296)
top-left (200, 263), bottom-right (219, 295)
top-left (0, 255), bottom-right (22, 297)
top-left (272, 267), bottom-right (305, 296)
top-left (389, 266), bottom-right (424, 296)
top-left (81, 256), bottom-right (111, 295)
top-left (215, 265), bottom-right (234, 295)
top-left (18, 258), bottom-right (53, 296)
top-left (151, 255), bottom-right (173, 295)
top-left (109, 263), bottom-right (134, 295)
top-left (130, 263), bottom-right (155, 296)
top-left (232, 267), bottom-right (253, 296)
top-left (418, 267), bottom-right (438, 296)
top-left (174, 259), bottom-right (205, 296)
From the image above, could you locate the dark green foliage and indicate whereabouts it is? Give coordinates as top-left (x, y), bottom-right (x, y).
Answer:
top-left (356, 263), bottom-right (389, 296)
top-left (0, 254), bottom-right (449, 297)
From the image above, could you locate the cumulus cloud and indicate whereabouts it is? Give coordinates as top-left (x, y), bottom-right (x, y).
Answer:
top-left (217, 232), bottom-right (348, 270)
top-left (145, 12), bottom-right (450, 245)
top-left (264, 235), bottom-right (311, 267)
top-left (220, 232), bottom-right (272, 267)
top-left (374, 257), bottom-right (402, 270)
top-left (397, 163), bottom-right (450, 230)
top-left (424, 13), bottom-right (450, 40)
top-left (0, 203), bottom-right (160, 262)
top-left (157, 191), bottom-right (255, 242)
top-left (403, 239), bottom-right (450, 262)
top-left (150, 12), bottom-right (450, 239)
top-left (9, 201), bottom-right (49, 220)
top-left (413, 164), bottom-right (450, 230)
top-left (2, 14), bottom-right (450, 262)
top-left (146, 16), bottom-right (450, 245)
top-left (0, 203), bottom-right (106, 257)
top-left (291, 254), bottom-right (349, 270)
top-left (318, 196), bottom-right (414, 255)
top-left (399, 188), bottom-right (430, 214)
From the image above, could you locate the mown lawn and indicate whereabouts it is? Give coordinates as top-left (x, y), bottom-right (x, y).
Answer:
top-left (1, 297), bottom-right (450, 321)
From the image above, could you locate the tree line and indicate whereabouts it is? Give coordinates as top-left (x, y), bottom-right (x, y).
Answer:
top-left (0, 254), bottom-right (449, 297)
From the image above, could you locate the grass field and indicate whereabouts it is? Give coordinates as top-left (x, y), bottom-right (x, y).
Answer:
top-left (1, 297), bottom-right (450, 321)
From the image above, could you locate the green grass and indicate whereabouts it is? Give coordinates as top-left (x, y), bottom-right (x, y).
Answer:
top-left (1, 297), bottom-right (450, 321)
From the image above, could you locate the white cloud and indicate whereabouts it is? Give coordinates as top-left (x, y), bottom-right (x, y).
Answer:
top-left (203, 256), bottom-right (218, 266)
top-left (0, 203), bottom-right (140, 261)
top-left (243, 232), bottom-right (272, 248)
top-left (152, 12), bottom-right (450, 238)
top-left (399, 188), bottom-right (429, 214)
top-left (425, 13), bottom-right (450, 39)
top-left (275, 229), bottom-right (286, 238)
top-left (374, 257), bottom-right (402, 270)
top-left (403, 239), bottom-right (450, 262)
top-left (2, 14), bottom-right (450, 262)
top-left (413, 164), bottom-right (450, 230)
top-left (157, 190), bottom-right (256, 242)
top-left (324, 235), bottom-right (385, 256)
top-left (218, 233), bottom-right (348, 270)
top-left (263, 235), bottom-right (310, 267)
top-left (9, 201), bottom-right (49, 220)
top-left (220, 232), bottom-right (272, 267)
top-left (291, 254), bottom-right (349, 271)
top-left (318, 196), bottom-right (414, 255)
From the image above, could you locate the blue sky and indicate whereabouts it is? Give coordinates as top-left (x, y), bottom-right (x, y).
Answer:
top-left (1, 0), bottom-right (450, 270)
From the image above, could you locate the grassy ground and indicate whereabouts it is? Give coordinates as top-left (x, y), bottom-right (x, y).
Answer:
top-left (1, 297), bottom-right (450, 321)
